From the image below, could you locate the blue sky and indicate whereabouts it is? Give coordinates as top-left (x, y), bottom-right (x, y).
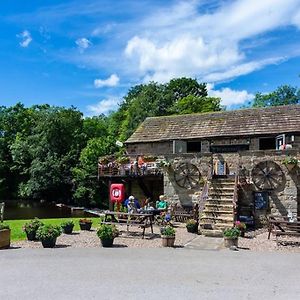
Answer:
top-left (1, 0), bottom-right (300, 115)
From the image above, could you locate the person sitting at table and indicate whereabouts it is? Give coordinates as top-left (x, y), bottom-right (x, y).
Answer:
top-left (156, 195), bottom-right (168, 210)
top-left (124, 195), bottom-right (141, 213)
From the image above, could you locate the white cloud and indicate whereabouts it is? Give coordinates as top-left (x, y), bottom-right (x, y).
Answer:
top-left (75, 37), bottom-right (92, 53)
top-left (17, 30), bottom-right (32, 48)
top-left (207, 84), bottom-right (254, 106)
top-left (86, 97), bottom-right (120, 116)
top-left (94, 74), bottom-right (120, 88)
top-left (124, 0), bottom-right (300, 83)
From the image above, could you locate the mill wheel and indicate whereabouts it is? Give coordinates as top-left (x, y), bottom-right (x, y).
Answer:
top-left (251, 161), bottom-right (284, 190)
top-left (174, 162), bottom-right (201, 189)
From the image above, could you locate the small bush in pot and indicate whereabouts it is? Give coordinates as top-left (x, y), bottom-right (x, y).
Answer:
top-left (23, 218), bottom-right (44, 241)
top-left (79, 218), bottom-right (93, 231)
top-left (61, 220), bottom-right (74, 234)
top-left (0, 224), bottom-right (11, 249)
top-left (161, 225), bottom-right (176, 247)
top-left (223, 227), bottom-right (240, 248)
top-left (186, 219), bottom-right (198, 233)
top-left (235, 221), bottom-right (246, 237)
top-left (36, 224), bottom-right (62, 248)
top-left (97, 224), bottom-right (119, 247)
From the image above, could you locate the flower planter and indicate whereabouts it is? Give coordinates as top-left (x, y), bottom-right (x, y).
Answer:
top-left (0, 229), bottom-right (10, 249)
top-left (161, 235), bottom-right (175, 247)
top-left (186, 224), bottom-right (198, 233)
top-left (62, 224), bottom-right (74, 234)
top-left (224, 237), bottom-right (238, 248)
top-left (41, 238), bottom-right (57, 248)
top-left (100, 238), bottom-right (114, 247)
top-left (79, 222), bottom-right (92, 231)
top-left (26, 231), bottom-right (37, 241)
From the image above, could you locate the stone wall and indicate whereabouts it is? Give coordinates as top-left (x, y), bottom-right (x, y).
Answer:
top-left (160, 150), bottom-right (300, 224)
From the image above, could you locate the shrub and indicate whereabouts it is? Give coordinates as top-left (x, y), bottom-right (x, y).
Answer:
top-left (161, 225), bottom-right (175, 236)
top-left (0, 224), bottom-right (9, 230)
top-left (36, 224), bottom-right (62, 241)
top-left (23, 218), bottom-right (43, 234)
top-left (61, 220), bottom-right (74, 227)
top-left (223, 227), bottom-right (240, 238)
top-left (97, 224), bottom-right (119, 240)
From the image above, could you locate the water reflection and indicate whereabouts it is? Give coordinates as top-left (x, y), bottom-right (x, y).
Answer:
top-left (3, 200), bottom-right (93, 220)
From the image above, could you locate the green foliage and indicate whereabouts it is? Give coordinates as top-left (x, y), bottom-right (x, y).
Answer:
top-left (161, 225), bottom-right (175, 236)
top-left (223, 227), bottom-right (240, 238)
top-left (97, 224), bottom-right (119, 240)
top-left (61, 220), bottom-right (74, 228)
top-left (282, 156), bottom-right (299, 165)
top-left (22, 218), bottom-right (43, 234)
top-left (36, 224), bottom-right (62, 240)
top-left (253, 85), bottom-right (300, 107)
top-left (0, 223), bottom-right (10, 230)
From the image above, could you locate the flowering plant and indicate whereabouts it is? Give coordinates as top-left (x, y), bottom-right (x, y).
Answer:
top-left (282, 156), bottom-right (299, 165)
top-left (97, 224), bottom-right (119, 240)
top-left (36, 224), bottom-right (62, 240)
top-left (161, 225), bottom-right (175, 236)
top-left (23, 218), bottom-right (43, 235)
top-left (235, 221), bottom-right (246, 230)
top-left (79, 218), bottom-right (92, 224)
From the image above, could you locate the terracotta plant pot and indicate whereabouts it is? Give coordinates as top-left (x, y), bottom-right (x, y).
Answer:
top-left (224, 237), bottom-right (238, 248)
top-left (0, 229), bottom-right (11, 249)
top-left (100, 238), bottom-right (114, 247)
top-left (286, 163), bottom-right (296, 171)
top-left (41, 238), bottom-right (57, 248)
top-left (161, 235), bottom-right (175, 247)
top-left (79, 222), bottom-right (92, 231)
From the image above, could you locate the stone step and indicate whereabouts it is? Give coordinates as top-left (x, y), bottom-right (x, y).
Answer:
top-left (210, 186), bottom-right (235, 190)
top-left (200, 229), bottom-right (224, 237)
top-left (206, 198), bottom-right (234, 203)
top-left (204, 203), bottom-right (233, 210)
top-left (200, 216), bottom-right (234, 223)
top-left (202, 210), bottom-right (233, 216)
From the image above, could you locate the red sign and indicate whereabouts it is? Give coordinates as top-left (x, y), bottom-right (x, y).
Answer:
top-left (110, 183), bottom-right (125, 203)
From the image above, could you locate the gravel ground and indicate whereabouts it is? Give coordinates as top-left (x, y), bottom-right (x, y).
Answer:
top-left (12, 225), bottom-right (300, 252)
top-left (12, 223), bottom-right (197, 249)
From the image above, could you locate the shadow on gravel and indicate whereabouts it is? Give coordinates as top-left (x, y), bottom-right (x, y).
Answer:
top-left (54, 244), bottom-right (71, 248)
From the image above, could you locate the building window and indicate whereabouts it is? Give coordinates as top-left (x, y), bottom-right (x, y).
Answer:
top-left (187, 141), bottom-right (202, 153)
top-left (259, 138), bottom-right (276, 150)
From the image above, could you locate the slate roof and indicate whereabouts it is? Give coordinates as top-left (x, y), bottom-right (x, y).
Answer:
top-left (125, 105), bottom-right (300, 143)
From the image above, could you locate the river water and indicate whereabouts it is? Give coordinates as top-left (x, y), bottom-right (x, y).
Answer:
top-left (2, 201), bottom-right (93, 220)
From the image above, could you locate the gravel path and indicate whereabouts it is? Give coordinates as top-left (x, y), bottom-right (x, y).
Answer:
top-left (12, 223), bottom-right (197, 249)
top-left (12, 225), bottom-right (300, 252)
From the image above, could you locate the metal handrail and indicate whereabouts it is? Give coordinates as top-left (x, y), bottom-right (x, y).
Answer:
top-left (232, 168), bottom-right (239, 222)
top-left (0, 202), bottom-right (4, 223)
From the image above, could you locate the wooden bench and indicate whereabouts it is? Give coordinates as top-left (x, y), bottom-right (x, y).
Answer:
top-left (170, 203), bottom-right (199, 223)
top-left (268, 215), bottom-right (300, 244)
top-left (102, 211), bottom-right (153, 239)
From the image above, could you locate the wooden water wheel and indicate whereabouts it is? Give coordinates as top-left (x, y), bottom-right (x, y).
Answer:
top-left (174, 162), bottom-right (201, 189)
top-left (251, 161), bottom-right (284, 190)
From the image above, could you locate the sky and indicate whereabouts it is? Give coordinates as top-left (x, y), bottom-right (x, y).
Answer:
top-left (1, 0), bottom-right (300, 116)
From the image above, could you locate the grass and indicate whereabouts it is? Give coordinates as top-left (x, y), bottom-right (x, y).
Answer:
top-left (2, 217), bottom-right (100, 241)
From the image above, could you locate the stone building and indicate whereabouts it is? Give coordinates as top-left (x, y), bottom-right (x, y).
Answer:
top-left (123, 105), bottom-right (300, 235)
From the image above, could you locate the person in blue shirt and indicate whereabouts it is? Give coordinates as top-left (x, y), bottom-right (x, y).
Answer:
top-left (123, 195), bottom-right (141, 212)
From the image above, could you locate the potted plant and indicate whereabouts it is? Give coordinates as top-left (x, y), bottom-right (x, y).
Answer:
top-left (36, 224), bottom-right (62, 248)
top-left (161, 225), bottom-right (176, 247)
top-left (23, 218), bottom-right (44, 241)
top-left (235, 221), bottom-right (246, 237)
top-left (79, 218), bottom-right (93, 231)
top-left (116, 156), bottom-right (130, 164)
top-left (282, 156), bottom-right (299, 171)
top-left (61, 220), bottom-right (74, 234)
top-left (223, 227), bottom-right (240, 248)
top-left (97, 224), bottom-right (119, 247)
top-left (186, 219), bottom-right (198, 233)
top-left (0, 224), bottom-right (10, 249)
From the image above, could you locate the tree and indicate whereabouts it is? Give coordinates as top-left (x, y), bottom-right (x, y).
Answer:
top-left (253, 85), bottom-right (300, 107)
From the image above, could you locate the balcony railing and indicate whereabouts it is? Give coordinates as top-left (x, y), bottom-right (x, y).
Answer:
top-left (98, 157), bottom-right (162, 177)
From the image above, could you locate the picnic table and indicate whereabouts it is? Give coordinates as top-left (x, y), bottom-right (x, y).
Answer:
top-left (101, 211), bottom-right (154, 239)
top-left (268, 215), bottom-right (300, 243)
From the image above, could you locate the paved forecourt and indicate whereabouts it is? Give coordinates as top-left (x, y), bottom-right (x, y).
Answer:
top-left (1, 248), bottom-right (300, 300)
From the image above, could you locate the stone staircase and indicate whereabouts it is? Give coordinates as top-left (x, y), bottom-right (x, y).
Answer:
top-left (200, 177), bottom-right (235, 237)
